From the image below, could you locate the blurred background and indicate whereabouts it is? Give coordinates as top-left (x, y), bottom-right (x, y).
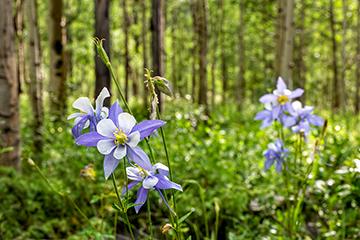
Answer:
top-left (0, 0), bottom-right (359, 239)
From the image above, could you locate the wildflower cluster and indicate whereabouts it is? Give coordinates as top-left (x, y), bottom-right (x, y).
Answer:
top-left (255, 77), bottom-right (324, 171)
top-left (68, 88), bottom-right (182, 213)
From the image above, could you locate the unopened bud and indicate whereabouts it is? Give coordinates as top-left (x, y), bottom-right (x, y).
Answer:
top-left (28, 158), bottom-right (35, 166)
top-left (94, 38), bottom-right (110, 66)
top-left (161, 223), bottom-right (173, 234)
top-left (153, 76), bottom-right (173, 97)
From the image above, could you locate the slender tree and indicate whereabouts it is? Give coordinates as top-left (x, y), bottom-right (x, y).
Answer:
top-left (49, 0), bottom-right (67, 122)
top-left (15, 0), bottom-right (25, 92)
top-left (132, 0), bottom-right (140, 97)
top-left (355, 0), bottom-right (360, 113)
top-left (122, 0), bottom-right (131, 101)
top-left (190, 0), bottom-right (198, 102)
top-left (0, 0), bottom-right (20, 168)
top-left (220, 0), bottom-right (228, 103)
top-left (151, 0), bottom-right (165, 111)
top-left (26, 0), bottom-right (44, 153)
top-left (209, 0), bottom-right (220, 109)
top-left (141, 0), bottom-right (149, 106)
top-left (340, 0), bottom-right (347, 108)
top-left (329, 0), bottom-right (340, 110)
top-left (94, 0), bottom-right (111, 106)
top-left (195, 0), bottom-right (209, 113)
top-left (236, 0), bottom-right (246, 108)
top-left (294, 0), bottom-right (307, 102)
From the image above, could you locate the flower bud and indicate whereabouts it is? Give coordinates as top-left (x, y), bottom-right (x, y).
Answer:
top-left (94, 38), bottom-right (110, 66)
top-left (153, 76), bottom-right (173, 97)
top-left (161, 223), bottom-right (173, 234)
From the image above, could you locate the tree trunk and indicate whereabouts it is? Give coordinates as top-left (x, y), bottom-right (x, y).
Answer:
top-left (236, 0), bottom-right (245, 108)
top-left (355, 0), bottom-right (360, 113)
top-left (275, 0), bottom-right (286, 78)
top-left (151, 0), bottom-right (165, 112)
top-left (220, 0), bottom-right (228, 103)
top-left (49, 0), bottom-right (67, 122)
top-left (196, 0), bottom-right (209, 113)
top-left (210, 0), bottom-right (220, 109)
top-left (26, 0), bottom-right (44, 154)
top-left (330, 0), bottom-right (340, 110)
top-left (141, 0), bottom-right (149, 107)
top-left (132, 0), bottom-right (140, 97)
top-left (0, 0), bottom-right (20, 168)
top-left (190, 1), bottom-right (198, 102)
top-left (340, 0), bottom-right (347, 108)
top-left (94, 0), bottom-right (111, 106)
top-left (122, 0), bottom-right (131, 101)
top-left (170, 7), bottom-right (177, 94)
top-left (15, 0), bottom-right (25, 93)
top-left (279, 0), bottom-right (294, 86)
top-left (294, 0), bottom-right (306, 102)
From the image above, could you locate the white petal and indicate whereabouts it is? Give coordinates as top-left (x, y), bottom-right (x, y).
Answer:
top-left (142, 176), bottom-right (159, 189)
top-left (284, 89), bottom-right (292, 96)
top-left (97, 119), bottom-right (117, 138)
top-left (97, 139), bottom-right (116, 155)
top-left (118, 113), bottom-right (137, 134)
top-left (292, 100), bottom-right (302, 111)
top-left (95, 87), bottom-right (110, 114)
top-left (113, 145), bottom-right (127, 159)
top-left (67, 112), bottom-right (82, 120)
top-left (153, 163), bottom-right (169, 172)
top-left (126, 167), bottom-right (143, 181)
top-left (152, 163), bottom-right (169, 175)
top-left (126, 131), bottom-right (140, 148)
top-left (73, 97), bottom-right (94, 114)
top-left (100, 107), bottom-right (109, 119)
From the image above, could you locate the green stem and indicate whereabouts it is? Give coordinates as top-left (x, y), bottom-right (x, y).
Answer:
top-left (114, 211), bottom-right (118, 240)
top-left (147, 200), bottom-right (154, 239)
top-left (111, 173), bottom-right (135, 240)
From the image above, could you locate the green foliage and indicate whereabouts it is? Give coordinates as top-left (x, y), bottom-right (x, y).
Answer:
top-left (2, 98), bottom-right (359, 239)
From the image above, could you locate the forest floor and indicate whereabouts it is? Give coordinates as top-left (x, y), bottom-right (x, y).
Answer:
top-left (1, 98), bottom-right (359, 239)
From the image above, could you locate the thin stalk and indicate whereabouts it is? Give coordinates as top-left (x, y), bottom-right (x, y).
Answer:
top-left (114, 211), bottom-right (118, 240)
top-left (111, 173), bottom-right (135, 240)
top-left (156, 109), bottom-right (180, 236)
top-left (147, 200), bottom-right (154, 239)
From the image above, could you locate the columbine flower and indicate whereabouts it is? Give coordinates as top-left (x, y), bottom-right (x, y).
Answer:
top-left (264, 139), bottom-right (288, 172)
top-left (76, 101), bottom-right (165, 179)
top-left (289, 101), bottom-right (324, 137)
top-left (255, 104), bottom-right (296, 128)
top-left (68, 87), bottom-right (110, 137)
top-left (259, 77), bottom-right (304, 120)
top-left (126, 159), bottom-right (182, 213)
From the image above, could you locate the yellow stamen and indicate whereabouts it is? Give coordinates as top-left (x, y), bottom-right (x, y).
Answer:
top-left (277, 95), bottom-right (289, 105)
top-left (114, 129), bottom-right (128, 145)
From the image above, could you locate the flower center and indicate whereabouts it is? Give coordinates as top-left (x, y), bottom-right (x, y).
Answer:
top-left (277, 95), bottom-right (289, 105)
top-left (114, 129), bottom-right (128, 145)
top-left (137, 166), bottom-right (148, 177)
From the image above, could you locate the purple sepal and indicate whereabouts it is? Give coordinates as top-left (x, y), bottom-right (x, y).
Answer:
top-left (132, 120), bottom-right (166, 140)
top-left (76, 131), bottom-right (106, 147)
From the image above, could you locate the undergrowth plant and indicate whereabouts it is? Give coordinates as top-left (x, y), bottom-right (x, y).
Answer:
top-left (255, 77), bottom-right (327, 238)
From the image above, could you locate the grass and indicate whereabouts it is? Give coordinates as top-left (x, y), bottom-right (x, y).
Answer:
top-left (0, 97), bottom-right (359, 239)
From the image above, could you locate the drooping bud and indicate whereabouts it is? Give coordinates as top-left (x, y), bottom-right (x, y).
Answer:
top-left (93, 38), bottom-right (110, 67)
top-left (153, 76), bottom-right (173, 97)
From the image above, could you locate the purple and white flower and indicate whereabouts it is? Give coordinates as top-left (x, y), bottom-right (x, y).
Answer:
top-left (264, 139), bottom-right (288, 172)
top-left (126, 161), bottom-right (182, 213)
top-left (289, 101), bottom-right (324, 136)
top-left (259, 77), bottom-right (304, 120)
top-left (76, 101), bottom-right (165, 179)
top-left (68, 87), bottom-right (110, 137)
